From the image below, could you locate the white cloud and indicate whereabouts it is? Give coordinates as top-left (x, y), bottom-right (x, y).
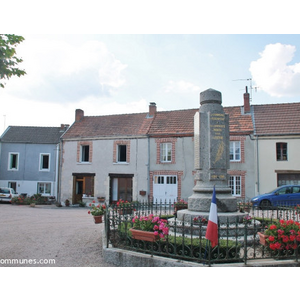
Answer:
top-left (250, 43), bottom-right (300, 97)
top-left (4, 36), bottom-right (128, 102)
top-left (163, 80), bottom-right (200, 94)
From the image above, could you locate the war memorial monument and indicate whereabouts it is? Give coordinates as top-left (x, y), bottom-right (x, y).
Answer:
top-left (177, 88), bottom-right (246, 223)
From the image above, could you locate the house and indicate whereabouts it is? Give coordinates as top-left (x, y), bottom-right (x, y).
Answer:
top-left (0, 125), bottom-right (69, 198)
top-left (59, 91), bottom-right (255, 205)
top-left (59, 108), bottom-right (153, 205)
top-left (252, 102), bottom-right (300, 195)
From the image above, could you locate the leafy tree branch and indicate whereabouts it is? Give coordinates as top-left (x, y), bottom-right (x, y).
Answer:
top-left (0, 34), bottom-right (26, 88)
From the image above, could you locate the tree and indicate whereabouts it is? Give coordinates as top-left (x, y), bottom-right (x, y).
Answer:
top-left (0, 34), bottom-right (26, 88)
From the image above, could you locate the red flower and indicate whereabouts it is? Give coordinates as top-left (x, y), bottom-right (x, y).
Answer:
top-left (88, 211), bottom-right (91, 214)
top-left (268, 236), bottom-right (275, 242)
top-left (270, 225), bottom-right (277, 230)
top-left (282, 235), bottom-right (289, 243)
top-left (291, 244), bottom-right (297, 249)
top-left (290, 235), bottom-right (296, 242)
top-left (277, 229), bottom-right (284, 235)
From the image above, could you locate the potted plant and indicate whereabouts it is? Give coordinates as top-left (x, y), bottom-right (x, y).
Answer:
top-left (258, 219), bottom-right (300, 254)
top-left (193, 215), bottom-right (208, 225)
top-left (130, 214), bottom-right (169, 242)
top-left (116, 199), bottom-right (132, 215)
top-left (242, 215), bottom-right (253, 225)
top-left (174, 199), bottom-right (188, 212)
top-left (97, 197), bottom-right (105, 203)
top-left (88, 201), bottom-right (106, 224)
top-left (237, 202), bottom-right (252, 212)
top-left (65, 199), bottom-right (70, 207)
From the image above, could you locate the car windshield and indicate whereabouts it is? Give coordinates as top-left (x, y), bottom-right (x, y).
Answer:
top-left (268, 188), bottom-right (279, 194)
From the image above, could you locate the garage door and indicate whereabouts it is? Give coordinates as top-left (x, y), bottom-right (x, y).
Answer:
top-left (153, 175), bottom-right (177, 204)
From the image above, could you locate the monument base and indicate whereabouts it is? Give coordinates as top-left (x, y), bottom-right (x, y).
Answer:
top-left (188, 187), bottom-right (237, 212)
top-left (176, 209), bottom-right (248, 223)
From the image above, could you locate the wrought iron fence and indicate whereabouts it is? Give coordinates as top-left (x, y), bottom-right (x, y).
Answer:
top-left (104, 200), bottom-right (300, 266)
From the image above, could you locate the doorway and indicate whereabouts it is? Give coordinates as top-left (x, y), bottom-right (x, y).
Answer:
top-left (109, 174), bottom-right (133, 204)
top-left (72, 174), bottom-right (95, 204)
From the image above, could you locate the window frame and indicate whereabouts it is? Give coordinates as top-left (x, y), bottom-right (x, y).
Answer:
top-left (81, 145), bottom-right (90, 163)
top-left (276, 142), bottom-right (288, 161)
top-left (230, 141), bottom-right (241, 162)
top-left (39, 153), bottom-right (50, 171)
top-left (229, 175), bottom-right (241, 197)
top-left (117, 144), bottom-right (127, 163)
top-left (160, 142), bottom-right (172, 163)
top-left (8, 152), bottom-right (19, 171)
top-left (37, 182), bottom-right (51, 196)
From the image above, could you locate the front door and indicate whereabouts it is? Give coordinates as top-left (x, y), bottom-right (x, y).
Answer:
top-left (153, 175), bottom-right (177, 204)
top-left (72, 174), bottom-right (94, 204)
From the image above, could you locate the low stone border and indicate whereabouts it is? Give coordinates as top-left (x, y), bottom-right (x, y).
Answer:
top-left (101, 230), bottom-right (300, 267)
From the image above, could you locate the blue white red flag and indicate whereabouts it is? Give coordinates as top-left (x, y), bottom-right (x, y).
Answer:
top-left (205, 186), bottom-right (218, 247)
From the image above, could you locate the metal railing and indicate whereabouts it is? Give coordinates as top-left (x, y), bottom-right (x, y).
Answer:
top-left (104, 201), bottom-right (300, 266)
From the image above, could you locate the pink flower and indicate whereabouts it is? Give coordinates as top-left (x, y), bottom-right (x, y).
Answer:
top-left (153, 231), bottom-right (158, 236)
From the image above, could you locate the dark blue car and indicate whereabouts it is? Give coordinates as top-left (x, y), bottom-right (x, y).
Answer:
top-left (251, 185), bottom-right (300, 208)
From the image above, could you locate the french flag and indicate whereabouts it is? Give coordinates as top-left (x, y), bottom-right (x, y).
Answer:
top-left (205, 186), bottom-right (218, 247)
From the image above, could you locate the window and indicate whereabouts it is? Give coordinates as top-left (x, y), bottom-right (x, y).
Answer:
top-left (81, 145), bottom-right (90, 162)
top-left (37, 182), bottom-right (51, 195)
top-left (8, 153), bottom-right (19, 170)
top-left (8, 182), bottom-right (17, 192)
top-left (229, 176), bottom-right (241, 196)
top-left (230, 141), bottom-right (241, 161)
top-left (276, 143), bottom-right (287, 161)
top-left (118, 145), bottom-right (127, 162)
top-left (40, 154), bottom-right (50, 171)
top-left (160, 143), bottom-right (172, 162)
top-left (113, 141), bottom-right (130, 163)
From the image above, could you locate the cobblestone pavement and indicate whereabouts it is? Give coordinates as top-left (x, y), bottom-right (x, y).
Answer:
top-left (0, 204), bottom-right (116, 267)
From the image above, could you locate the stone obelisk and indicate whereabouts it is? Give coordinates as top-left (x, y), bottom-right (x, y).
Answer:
top-left (177, 88), bottom-right (243, 223)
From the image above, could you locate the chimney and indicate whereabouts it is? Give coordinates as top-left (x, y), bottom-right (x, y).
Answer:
top-left (243, 86), bottom-right (250, 114)
top-left (75, 109), bottom-right (84, 122)
top-left (148, 102), bottom-right (157, 118)
top-left (60, 124), bottom-right (70, 132)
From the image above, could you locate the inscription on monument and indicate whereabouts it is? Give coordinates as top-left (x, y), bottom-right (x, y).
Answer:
top-left (210, 113), bottom-right (226, 170)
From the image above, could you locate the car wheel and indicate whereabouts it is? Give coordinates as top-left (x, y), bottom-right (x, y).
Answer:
top-left (260, 200), bottom-right (271, 210)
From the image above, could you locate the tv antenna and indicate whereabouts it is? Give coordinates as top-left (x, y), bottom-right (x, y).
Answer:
top-left (233, 78), bottom-right (255, 102)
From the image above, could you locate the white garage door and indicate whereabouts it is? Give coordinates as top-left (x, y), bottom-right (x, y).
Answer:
top-left (153, 175), bottom-right (177, 204)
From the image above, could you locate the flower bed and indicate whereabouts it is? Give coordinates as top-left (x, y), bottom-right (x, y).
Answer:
top-left (260, 219), bottom-right (300, 253)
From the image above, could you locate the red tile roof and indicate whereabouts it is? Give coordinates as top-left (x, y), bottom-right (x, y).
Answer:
top-left (253, 102), bottom-right (300, 135)
top-left (63, 113), bottom-right (153, 139)
top-left (224, 106), bottom-right (253, 135)
top-left (148, 109), bottom-right (198, 137)
top-left (63, 105), bottom-right (254, 140)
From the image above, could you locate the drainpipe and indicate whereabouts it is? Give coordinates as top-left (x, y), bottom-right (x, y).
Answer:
top-left (256, 135), bottom-right (260, 195)
top-left (147, 135), bottom-right (150, 203)
top-left (55, 143), bottom-right (59, 200)
top-left (57, 139), bottom-right (63, 205)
